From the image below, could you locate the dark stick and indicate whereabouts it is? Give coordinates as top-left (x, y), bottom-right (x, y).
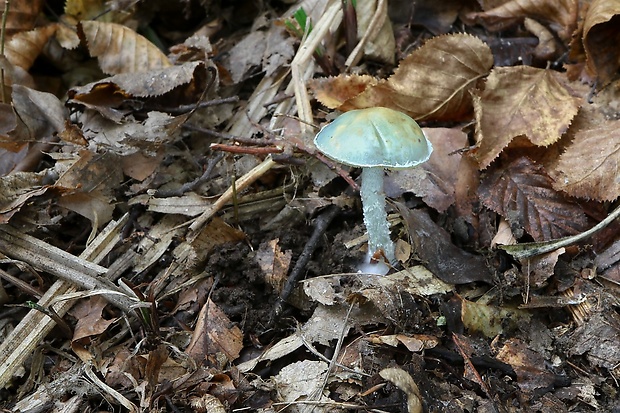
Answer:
top-left (271, 205), bottom-right (341, 322)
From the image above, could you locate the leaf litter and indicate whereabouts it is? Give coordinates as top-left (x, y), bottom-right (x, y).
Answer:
top-left (1, 0), bottom-right (620, 412)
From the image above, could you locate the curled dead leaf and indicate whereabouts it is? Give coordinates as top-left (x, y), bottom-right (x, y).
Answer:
top-left (335, 34), bottom-right (493, 122)
top-left (310, 74), bottom-right (378, 109)
top-left (582, 0), bottom-right (620, 86)
top-left (467, 0), bottom-right (578, 42)
top-left (355, 0), bottom-right (396, 64)
top-left (67, 61), bottom-right (210, 124)
top-left (379, 368), bottom-right (423, 413)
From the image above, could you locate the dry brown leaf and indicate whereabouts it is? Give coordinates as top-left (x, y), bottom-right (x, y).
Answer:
top-left (185, 299), bottom-right (243, 364)
top-left (0, 103), bottom-right (20, 152)
top-left (467, 0), bottom-right (578, 42)
top-left (471, 67), bottom-right (580, 169)
top-left (396, 206), bottom-right (494, 284)
top-left (524, 17), bottom-right (556, 60)
top-left (56, 150), bottom-right (124, 228)
top-left (58, 120), bottom-right (88, 147)
top-left (0, 85), bottom-right (67, 151)
top-left (552, 119), bottom-right (620, 201)
top-left (79, 111), bottom-right (182, 155)
top-left (187, 218), bottom-right (246, 269)
top-left (356, 0), bottom-right (395, 64)
top-left (120, 150), bottom-right (164, 181)
top-left (71, 296), bottom-right (118, 362)
top-left (461, 299), bottom-right (531, 338)
top-left (582, 0), bottom-right (620, 86)
top-left (379, 368), bottom-right (423, 413)
top-left (309, 74), bottom-right (378, 109)
top-left (0, 55), bottom-right (35, 89)
top-left (80, 21), bottom-right (172, 75)
top-left (12, 85), bottom-right (67, 136)
top-left (225, 31), bottom-right (267, 83)
top-left (0, 0), bottom-right (45, 37)
top-left (105, 348), bottom-right (142, 389)
top-left (68, 61), bottom-right (209, 120)
top-left (521, 248), bottom-right (565, 289)
top-left (340, 33), bottom-right (494, 121)
top-left (71, 296), bottom-right (117, 342)
top-left (273, 360), bottom-right (331, 409)
top-left (479, 157), bottom-right (589, 241)
top-left (390, 0), bottom-right (461, 35)
top-left (496, 339), bottom-right (558, 395)
top-left (4, 25), bottom-right (58, 70)
top-left (0, 171), bottom-right (49, 223)
top-left (55, 18), bottom-right (81, 50)
top-left (263, 24), bottom-right (296, 77)
top-left (388, 128), bottom-right (468, 212)
top-left (256, 239), bottom-right (292, 294)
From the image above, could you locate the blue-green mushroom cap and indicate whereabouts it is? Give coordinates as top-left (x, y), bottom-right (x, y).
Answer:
top-left (314, 107), bottom-right (433, 169)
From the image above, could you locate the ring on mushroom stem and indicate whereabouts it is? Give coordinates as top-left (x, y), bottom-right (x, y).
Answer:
top-left (314, 107), bottom-right (433, 271)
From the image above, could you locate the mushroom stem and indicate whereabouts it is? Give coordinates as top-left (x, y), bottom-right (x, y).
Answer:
top-left (360, 167), bottom-right (395, 264)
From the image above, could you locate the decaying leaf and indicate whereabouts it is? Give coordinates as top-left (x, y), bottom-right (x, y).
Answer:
top-left (0, 171), bottom-right (50, 223)
top-left (310, 74), bottom-right (378, 109)
top-left (80, 21), bottom-right (172, 75)
top-left (388, 128), bottom-right (468, 212)
top-left (582, 0), bottom-right (620, 86)
top-left (0, 0), bottom-right (45, 37)
top-left (467, 0), bottom-right (578, 42)
top-left (55, 150), bottom-right (124, 228)
top-left (496, 338), bottom-right (558, 395)
top-left (185, 299), bottom-right (243, 364)
top-left (68, 61), bottom-right (209, 122)
top-left (187, 218), bottom-right (246, 269)
top-left (396, 206), bottom-right (494, 284)
top-left (567, 296), bottom-right (620, 370)
top-left (4, 25), bottom-right (58, 71)
top-left (71, 296), bottom-right (118, 362)
top-left (472, 67), bottom-right (580, 169)
top-left (355, 0), bottom-right (396, 64)
top-left (226, 31), bottom-right (267, 84)
top-left (479, 157), bottom-right (589, 241)
top-left (312, 33), bottom-right (493, 121)
top-left (58, 120), bottom-right (88, 147)
top-left (521, 248), bottom-right (565, 289)
top-left (273, 360), bottom-right (331, 413)
top-left (369, 333), bottom-right (439, 352)
top-left (256, 239), bottom-right (292, 294)
top-left (379, 368), bottom-right (423, 413)
top-left (0, 55), bottom-right (35, 90)
top-left (524, 17), bottom-right (557, 60)
top-left (79, 111), bottom-right (183, 155)
top-left (0, 85), bottom-right (67, 151)
top-left (302, 304), bottom-right (358, 347)
top-left (461, 298), bottom-right (531, 338)
top-left (552, 119), bottom-right (620, 201)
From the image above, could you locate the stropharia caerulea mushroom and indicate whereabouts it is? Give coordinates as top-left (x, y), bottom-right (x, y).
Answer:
top-left (314, 107), bottom-right (433, 265)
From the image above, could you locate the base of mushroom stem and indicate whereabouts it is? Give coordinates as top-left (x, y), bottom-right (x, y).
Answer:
top-left (357, 251), bottom-right (390, 275)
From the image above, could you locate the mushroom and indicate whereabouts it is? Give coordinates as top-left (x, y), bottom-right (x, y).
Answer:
top-left (314, 107), bottom-right (433, 266)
